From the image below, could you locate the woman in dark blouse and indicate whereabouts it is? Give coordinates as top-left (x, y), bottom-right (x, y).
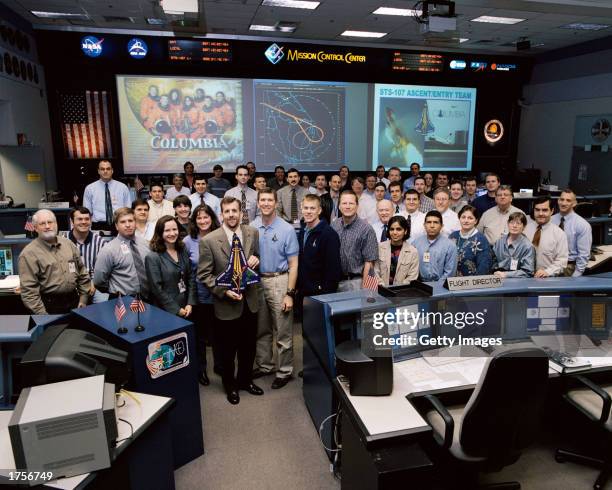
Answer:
top-left (145, 216), bottom-right (196, 318)
top-left (449, 205), bottom-right (493, 276)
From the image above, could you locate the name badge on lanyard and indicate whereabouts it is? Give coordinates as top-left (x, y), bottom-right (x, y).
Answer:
top-left (178, 279), bottom-right (186, 293)
top-left (68, 261), bottom-right (76, 273)
top-left (423, 252), bottom-right (431, 263)
top-left (120, 243), bottom-right (130, 255)
top-left (510, 258), bottom-right (518, 271)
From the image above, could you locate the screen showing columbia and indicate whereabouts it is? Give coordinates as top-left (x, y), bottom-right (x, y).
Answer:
top-left (372, 84), bottom-right (477, 171)
top-left (117, 76), bottom-right (244, 173)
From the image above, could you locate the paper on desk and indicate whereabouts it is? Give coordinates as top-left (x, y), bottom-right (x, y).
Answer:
top-left (0, 275), bottom-right (19, 290)
top-left (398, 357), bottom-right (487, 394)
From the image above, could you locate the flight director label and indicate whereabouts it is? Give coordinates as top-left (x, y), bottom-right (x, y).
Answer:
top-left (128, 38), bottom-right (148, 59)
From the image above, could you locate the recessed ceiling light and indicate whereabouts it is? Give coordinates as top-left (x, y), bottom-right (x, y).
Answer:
top-left (162, 0), bottom-right (198, 14)
top-left (373, 7), bottom-right (421, 16)
top-left (250, 24), bottom-right (296, 32)
top-left (31, 11), bottom-right (89, 20)
top-left (471, 15), bottom-right (525, 25)
top-left (262, 0), bottom-right (320, 9)
top-left (459, 38), bottom-right (469, 43)
top-left (561, 22), bottom-right (610, 30)
top-left (146, 18), bottom-right (166, 25)
top-left (341, 30), bottom-right (387, 38)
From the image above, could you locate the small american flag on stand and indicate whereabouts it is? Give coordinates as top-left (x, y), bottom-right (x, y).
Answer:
top-left (24, 215), bottom-right (35, 232)
top-left (363, 268), bottom-right (379, 291)
top-left (114, 296), bottom-right (126, 323)
top-left (130, 296), bottom-right (146, 313)
top-left (134, 176), bottom-right (144, 192)
top-left (60, 90), bottom-right (113, 159)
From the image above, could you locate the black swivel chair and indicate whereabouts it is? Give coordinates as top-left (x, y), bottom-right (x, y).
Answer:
top-left (555, 375), bottom-right (612, 490)
top-left (415, 347), bottom-right (549, 489)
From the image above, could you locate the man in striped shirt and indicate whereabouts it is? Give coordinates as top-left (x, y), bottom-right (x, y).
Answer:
top-left (68, 206), bottom-right (108, 304)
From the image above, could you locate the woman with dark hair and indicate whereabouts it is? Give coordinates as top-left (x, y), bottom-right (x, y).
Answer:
top-left (423, 172), bottom-right (434, 196)
top-left (374, 215), bottom-right (419, 285)
top-left (492, 212), bottom-right (536, 278)
top-left (183, 161), bottom-right (196, 193)
top-left (172, 194), bottom-right (192, 238)
top-left (145, 216), bottom-right (196, 319)
top-left (449, 205), bottom-right (492, 276)
top-left (183, 204), bottom-right (221, 386)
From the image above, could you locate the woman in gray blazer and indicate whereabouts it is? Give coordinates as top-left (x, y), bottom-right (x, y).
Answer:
top-left (145, 215), bottom-right (196, 317)
top-left (374, 215), bottom-right (419, 286)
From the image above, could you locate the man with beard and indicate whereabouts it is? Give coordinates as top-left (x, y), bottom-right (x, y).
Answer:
top-left (19, 209), bottom-right (91, 314)
top-left (140, 85), bottom-right (159, 124)
top-left (214, 90), bottom-right (235, 129)
top-left (143, 94), bottom-right (171, 134)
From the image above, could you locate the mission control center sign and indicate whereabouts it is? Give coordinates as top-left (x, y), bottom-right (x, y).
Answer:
top-left (265, 43), bottom-right (367, 65)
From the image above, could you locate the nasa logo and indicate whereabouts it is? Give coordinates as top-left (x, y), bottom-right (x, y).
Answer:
top-left (81, 36), bottom-right (104, 58)
top-left (449, 59), bottom-right (466, 70)
top-left (128, 38), bottom-right (148, 59)
top-left (484, 119), bottom-right (504, 145)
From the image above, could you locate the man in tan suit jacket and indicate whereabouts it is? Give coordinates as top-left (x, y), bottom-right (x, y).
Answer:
top-left (198, 196), bottom-right (263, 405)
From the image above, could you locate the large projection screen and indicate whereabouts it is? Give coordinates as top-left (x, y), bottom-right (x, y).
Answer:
top-left (116, 75), bottom-right (476, 174)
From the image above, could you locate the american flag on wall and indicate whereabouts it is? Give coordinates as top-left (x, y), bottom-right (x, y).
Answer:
top-left (59, 90), bottom-right (114, 159)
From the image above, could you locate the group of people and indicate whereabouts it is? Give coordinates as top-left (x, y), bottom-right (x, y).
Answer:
top-left (17, 159), bottom-right (594, 405)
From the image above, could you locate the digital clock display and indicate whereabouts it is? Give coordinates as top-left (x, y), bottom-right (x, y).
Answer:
top-left (168, 40), bottom-right (232, 62)
top-left (391, 52), bottom-right (444, 72)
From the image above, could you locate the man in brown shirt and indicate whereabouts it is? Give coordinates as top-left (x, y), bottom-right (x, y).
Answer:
top-left (19, 209), bottom-right (91, 314)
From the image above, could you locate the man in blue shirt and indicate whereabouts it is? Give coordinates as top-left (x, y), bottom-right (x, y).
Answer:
top-left (402, 162), bottom-right (421, 192)
top-left (83, 160), bottom-right (131, 232)
top-left (251, 187), bottom-right (299, 389)
top-left (551, 188), bottom-right (593, 277)
top-left (472, 173), bottom-right (500, 218)
top-left (412, 210), bottom-right (457, 282)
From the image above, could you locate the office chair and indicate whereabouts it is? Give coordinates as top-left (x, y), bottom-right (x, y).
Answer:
top-left (416, 347), bottom-right (549, 489)
top-left (555, 375), bottom-right (612, 490)
top-left (574, 201), bottom-right (595, 219)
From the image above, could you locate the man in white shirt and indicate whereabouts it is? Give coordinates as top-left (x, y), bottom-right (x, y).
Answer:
top-left (328, 174), bottom-right (342, 221)
top-left (147, 182), bottom-right (174, 223)
top-left (165, 174), bottom-right (191, 201)
top-left (364, 174), bottom-right (377, 199)
top-left (225, 165), bottom-right (258, 223)
top-left (525, 196), bottom-right (568, 278)
top-left (352, 176), bottom-right (377, 224)
top-left (371, 200), bottom-right (394, 242)
top-left (478, 185), bottom-right (524, 244)
top-left (83, 160), bottom-right (131, 231)
top-left (190, 175), bottom-right (221, 220)
top-left (403, 189), bottom-right (426, 242)
top-left (551, 188), bottom-right (592, 277)
top-left (375, 165), bottom-right (390, 187)
top-left (388, 181), bottom-right (405, 215)
top-left (433, 188), bottom-right (460, 237)
top-left (374, 182), bottom-right (387, 202)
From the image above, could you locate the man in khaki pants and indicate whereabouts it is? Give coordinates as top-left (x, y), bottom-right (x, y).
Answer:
top-left (251, 187), bottom-right (299, 389)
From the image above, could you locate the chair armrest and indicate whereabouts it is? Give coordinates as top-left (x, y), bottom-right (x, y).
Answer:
top-left (572, 375), bottom-right (612, 424)
top-left (422, 394), bottom-right (455, 449)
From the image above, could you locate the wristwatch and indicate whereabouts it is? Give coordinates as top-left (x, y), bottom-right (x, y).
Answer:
top-left (286, 288), bottom-right (297, 298)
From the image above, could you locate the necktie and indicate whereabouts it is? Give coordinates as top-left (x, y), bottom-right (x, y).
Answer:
top-left (395, 204), bottom-right (400, 214)
top-left (130, 240), bottom-right (148, 297)
top-left (381, 224), bottom-right (388, 242)
top-left (200, 193), bottom-right (205, 205)
top-left (532, 225), bottom-right (542, 248)
top-left (105, 183), bottom-right (113, 226)
top-left (559, 216), bottom-right (565, 231)
top-left (406, 214), bottom-right (411, 236)
top-left (291, 188), bottom-right (298, 221)
top-left (241, 190), bottom-right (249, 224)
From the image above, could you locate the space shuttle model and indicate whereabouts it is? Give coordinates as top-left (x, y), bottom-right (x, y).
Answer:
top-left (216, 234), bottom-right (260, 293)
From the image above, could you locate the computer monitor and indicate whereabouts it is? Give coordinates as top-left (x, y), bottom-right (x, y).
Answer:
top-left (19, 323), bottom-right (130, 389)
top-left (0, 246), bottom-right (13, 276)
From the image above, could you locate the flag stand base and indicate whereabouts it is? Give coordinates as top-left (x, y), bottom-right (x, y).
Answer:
top-left (135, 324), bottom-right (145, 332)
top-left (117, 326), bottom-right (128, 334)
